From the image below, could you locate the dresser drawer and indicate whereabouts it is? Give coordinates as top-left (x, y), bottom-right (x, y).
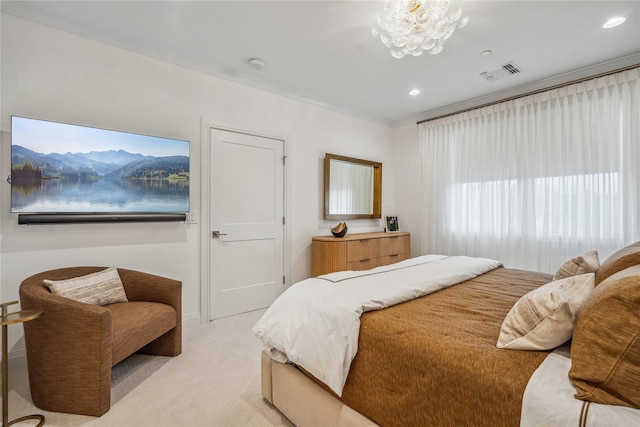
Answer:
top-left (347, 258), bottom-right (379, 271)
top-left (380, 235), bottom-right (409, 257)
top-left (346, 238), bottom-right (379, 262)
top-left (380, 253), bottom-right (409, 266)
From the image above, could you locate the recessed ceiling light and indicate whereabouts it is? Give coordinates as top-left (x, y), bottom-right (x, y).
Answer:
top-left (603, 17), bottom-right (626, 28)
top-left (480, 50), bottom-right (493, 56)
top-left (408, 89), bottom-right (421, 96)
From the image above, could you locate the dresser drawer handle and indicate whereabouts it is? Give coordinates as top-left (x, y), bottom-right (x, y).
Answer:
top-left (359, 239), bottom-right (370, 242)
top-left (359, 259), bottom-right (370, 262)
top-left (390, 254), bottom-right (399, 257)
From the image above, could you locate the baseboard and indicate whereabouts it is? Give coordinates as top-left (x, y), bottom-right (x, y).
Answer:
top-left (182, 311), bottom-right (201, 326)
top-left (3, 348), bottom-right (27, 367)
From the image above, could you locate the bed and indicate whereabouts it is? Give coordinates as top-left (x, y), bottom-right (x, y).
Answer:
top-left (254, 242), bottom-right (640, 427)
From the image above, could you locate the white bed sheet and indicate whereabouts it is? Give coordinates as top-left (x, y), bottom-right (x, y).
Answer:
top-left (253, 254), bottom-right (502, 396)
top-left (521, 343), bottom-right (640, 427)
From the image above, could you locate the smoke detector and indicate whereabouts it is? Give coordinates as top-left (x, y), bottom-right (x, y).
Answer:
top-left (480, 62), bottom-right (522, 82)
top-left (248, 58), bottom-right (265, 70)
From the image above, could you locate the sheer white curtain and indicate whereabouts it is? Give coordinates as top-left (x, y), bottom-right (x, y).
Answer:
top-left (419, 67), bottom-right (639, 273)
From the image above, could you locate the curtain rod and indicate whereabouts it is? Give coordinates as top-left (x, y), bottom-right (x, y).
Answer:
top-left (416, 63), bottom-right (640, 125)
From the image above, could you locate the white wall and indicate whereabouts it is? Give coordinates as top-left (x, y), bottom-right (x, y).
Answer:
top-left (392, 123), bottom-right (421, 257)
top-left (0, 14), bottom-right (399, 354)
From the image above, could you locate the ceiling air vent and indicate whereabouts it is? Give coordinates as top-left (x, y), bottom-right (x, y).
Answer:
top-left (480, 62), bottom-right (522, 82)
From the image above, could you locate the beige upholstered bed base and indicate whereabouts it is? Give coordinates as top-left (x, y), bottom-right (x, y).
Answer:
top-left (261, 351), bottom-right (377, 427)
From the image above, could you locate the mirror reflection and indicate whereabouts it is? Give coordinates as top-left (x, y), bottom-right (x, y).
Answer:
top-left (324, 153), bottom-right (382, 220)
top-left (329, 160), bottom-right (373, 215)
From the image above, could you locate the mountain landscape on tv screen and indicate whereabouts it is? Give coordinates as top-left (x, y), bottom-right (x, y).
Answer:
top-left (11, 145), bottom-right (189, 181)
top-left (11, 145), bottom-right (190, 214)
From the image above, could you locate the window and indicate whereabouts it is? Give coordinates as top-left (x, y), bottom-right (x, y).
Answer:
top-left (419, 67), bottom-right (638, 272)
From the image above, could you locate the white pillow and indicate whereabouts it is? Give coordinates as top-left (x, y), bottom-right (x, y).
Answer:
top-left (496, 273), bottom-right (595, 350)
top-left (44, 267), bottom-right (128, 306)
top-left (553, 250), bottom-right (599, 281)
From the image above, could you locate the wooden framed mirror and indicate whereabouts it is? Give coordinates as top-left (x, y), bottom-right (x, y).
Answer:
top-left (324, 153), bottom-right (382, 220)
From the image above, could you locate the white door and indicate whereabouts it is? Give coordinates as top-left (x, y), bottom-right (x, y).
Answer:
top-left (209, 128), bottom-right (285, 319)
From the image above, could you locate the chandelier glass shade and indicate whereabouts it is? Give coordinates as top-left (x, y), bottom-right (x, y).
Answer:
top-left (373, 0), bottom-right (469, 59)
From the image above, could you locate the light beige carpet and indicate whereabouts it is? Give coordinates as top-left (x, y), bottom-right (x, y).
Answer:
top-left (6, 309), bottom-right (294, 427)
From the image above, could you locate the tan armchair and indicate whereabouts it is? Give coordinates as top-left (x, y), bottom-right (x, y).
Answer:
top-left (19, 267), bottom-right (182, 416)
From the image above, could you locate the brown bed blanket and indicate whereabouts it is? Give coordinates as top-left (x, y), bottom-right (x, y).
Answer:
top-left (336, 267), bottom-right (553, 427)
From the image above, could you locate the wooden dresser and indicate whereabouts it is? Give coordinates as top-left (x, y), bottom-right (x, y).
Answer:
top-left (311, 231), bottom-right (410, 276)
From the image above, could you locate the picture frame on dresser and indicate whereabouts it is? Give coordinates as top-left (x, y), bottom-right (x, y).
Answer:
top-left (386, 216), bottom-right (400, 231)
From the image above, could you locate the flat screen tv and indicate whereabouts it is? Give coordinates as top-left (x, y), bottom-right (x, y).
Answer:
top-left (10, 116), bottom-right (190, 224)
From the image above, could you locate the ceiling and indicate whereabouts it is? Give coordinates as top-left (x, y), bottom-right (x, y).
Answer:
top-left (2, 1), bottom-right (639, 127)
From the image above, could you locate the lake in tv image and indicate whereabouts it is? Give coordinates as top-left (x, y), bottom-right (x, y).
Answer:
top-left (10, 116), bottom-right (190, 214)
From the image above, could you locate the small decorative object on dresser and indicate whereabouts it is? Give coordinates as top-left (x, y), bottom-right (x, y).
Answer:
top-left (330, 222), bottom-right (348, 238)
top-left (312, 231), bottom-right (410, 276)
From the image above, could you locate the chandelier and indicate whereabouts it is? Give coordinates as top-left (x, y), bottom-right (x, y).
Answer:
top-left (373, 0), bottom-right (469, 59)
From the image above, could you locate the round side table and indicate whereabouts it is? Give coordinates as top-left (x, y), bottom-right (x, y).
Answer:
top-left (1, 301), bottom-right (45, 427)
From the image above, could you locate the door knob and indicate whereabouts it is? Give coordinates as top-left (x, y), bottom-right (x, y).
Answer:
top-left (212, 231), bottom-right (228, 238)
